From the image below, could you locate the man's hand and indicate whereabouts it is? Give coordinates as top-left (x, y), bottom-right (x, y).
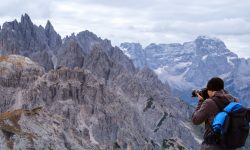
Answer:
top-left (196, 92), bottom-right (204, 101)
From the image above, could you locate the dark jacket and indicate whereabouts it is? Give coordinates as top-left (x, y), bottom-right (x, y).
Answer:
top-left (192, 90), bottom-right (238, 150)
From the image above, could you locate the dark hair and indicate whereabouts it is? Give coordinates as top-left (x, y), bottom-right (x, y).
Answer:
top-left (206, 77), bottom-right (224, 91)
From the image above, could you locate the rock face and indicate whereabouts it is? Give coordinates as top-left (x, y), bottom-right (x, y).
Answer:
top-left (57, 41), bottom-right (84, 68)
top-left (45, 20), bottom-right (62, 50)
top-left (0, 55), bottom-right (44, 116)
top-left (61, 31), bottom-right (136, 73)
top-left (0, 55), bottom-right (44, 112)
top-left (0, 13), bottom-right (60, 71)
top-left (0, 56), bottom-right (198, 149)
top-left (120, 36), bottom-right (250, 106)
top-left (0, 14), bottom-right (199, 149)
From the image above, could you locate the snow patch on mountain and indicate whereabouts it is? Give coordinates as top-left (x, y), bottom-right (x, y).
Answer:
top-left (120, 47), bottom-right (131, 58)
top-left (155, 66), bottom-right (193, 91)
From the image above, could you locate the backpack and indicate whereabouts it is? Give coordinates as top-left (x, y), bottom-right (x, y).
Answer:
top-left (211, 101), bottom-right (250, 149)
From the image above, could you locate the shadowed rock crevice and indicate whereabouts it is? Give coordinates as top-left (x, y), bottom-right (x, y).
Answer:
top-left (154, 112), bottom-right (168, 132)
top-left (143, 97), bottom-right (155, 112)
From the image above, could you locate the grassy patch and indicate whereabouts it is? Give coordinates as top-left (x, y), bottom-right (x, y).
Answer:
top-left (0, 107), bottom-right (42, 149)
top-left (0, 55), bottom-right (8, 62)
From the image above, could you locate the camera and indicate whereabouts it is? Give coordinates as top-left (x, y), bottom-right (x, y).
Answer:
top-left (192, 88), bottom-right (209, 100)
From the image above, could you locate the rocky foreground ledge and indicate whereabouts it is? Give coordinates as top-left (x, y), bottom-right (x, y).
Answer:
top-left (0, 107), bottom-right (101, 150)
top-left (0, 107), bottom-right (188, 150)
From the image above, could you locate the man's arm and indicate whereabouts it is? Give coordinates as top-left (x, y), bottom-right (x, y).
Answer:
top-left (192, 100), bottom-right (210, 125)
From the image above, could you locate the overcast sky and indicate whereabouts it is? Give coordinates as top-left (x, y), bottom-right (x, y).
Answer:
top-left (0, 0), bottom-right (250, 58)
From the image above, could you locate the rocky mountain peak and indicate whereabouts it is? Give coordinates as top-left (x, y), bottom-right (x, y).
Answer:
top-left (45, 20), bottom-right (62, 49)
top-left (21, 13), bottom-right (31, 22)
top-left (120, 42), bottom-right (143, 50)
top-left (45, 20), bottom-right (52, 29)
top-left (194, 35), bottom-right (229, 56)
top-left (45, 20), bottom-right (55, 36)
top-left (74, 30), bottom-right (112, 54)
top-left (195, 35), bottom-right (221, 41)
top-left (20, 13), bottom-right (33, 28)
top-left (146, 43), bottom-right (158, 49)
top-left (63, 30), bottom-right (110, 54)
top-left (0, 14), bottom-right (57, 71)
top-left (2, 19), bottom-right (19, 31)
top-left (77, 30), bottom-right (99, 39)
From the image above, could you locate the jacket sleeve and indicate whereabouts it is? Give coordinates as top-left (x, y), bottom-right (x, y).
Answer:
top-left (192, 100), bottom-right (210, 125)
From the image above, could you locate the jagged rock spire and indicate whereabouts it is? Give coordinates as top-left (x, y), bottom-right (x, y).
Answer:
top-left (45, 20), bottom-right (54, 32)
top-left (45, 20), bottom-right (62, 49)
top-left (21, 13), bottom-right (33, 26)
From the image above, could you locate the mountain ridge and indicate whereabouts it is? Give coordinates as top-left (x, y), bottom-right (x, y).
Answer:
top-left (120, 36), bottom-right (250, 106)
top-left (0, 14), bottom-right (200, 149)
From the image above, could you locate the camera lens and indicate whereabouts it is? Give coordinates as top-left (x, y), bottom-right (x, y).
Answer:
top-left (192, 90), bottom-right (197, 97)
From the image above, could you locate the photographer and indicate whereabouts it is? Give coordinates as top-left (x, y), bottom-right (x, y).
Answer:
top-left (192, 77), bottom-right (238, 150)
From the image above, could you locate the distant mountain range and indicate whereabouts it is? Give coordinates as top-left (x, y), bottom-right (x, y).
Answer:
top-left (120, 36), bottom-right (250, 106)
top-left (0, 14), bottom-right (201, 149)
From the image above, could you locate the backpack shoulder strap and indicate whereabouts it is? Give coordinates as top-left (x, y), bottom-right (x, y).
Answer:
top-left (211, 96), bottom-right (230, 112)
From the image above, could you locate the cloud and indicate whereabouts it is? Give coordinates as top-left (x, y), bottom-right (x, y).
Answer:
top-left (0, 0), bottom-right (250, 58)
top-left (151, 18), bottom-right (250, 35)
top-left (221, 35), bottom-right (250, 58)
top-left (0, 0), bottom-right (53, 19)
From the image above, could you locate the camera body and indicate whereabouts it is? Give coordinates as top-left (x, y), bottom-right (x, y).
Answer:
top-left (192, 88), bottom-right (209, 100)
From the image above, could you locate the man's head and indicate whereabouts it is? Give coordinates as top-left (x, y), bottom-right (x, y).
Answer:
top-left (206, 77), bottom-right (224, 97)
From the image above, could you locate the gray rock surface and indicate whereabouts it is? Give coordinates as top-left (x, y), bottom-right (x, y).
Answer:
top-left (57, 40), bottom-right (84, 68)
top-left (0, 55), bottom-right (199, 149)
top-left (0, 55), bottom-right (44, 112)
top-left (0, 108), bottom-right (101, 150)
